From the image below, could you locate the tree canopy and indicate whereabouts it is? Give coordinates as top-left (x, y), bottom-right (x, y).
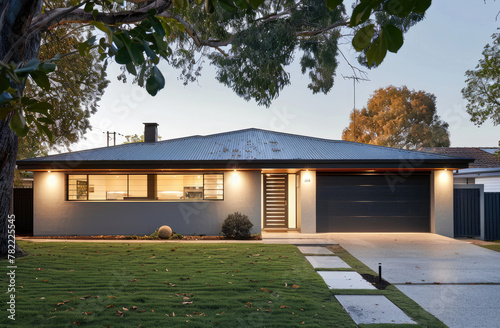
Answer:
top-left (462, 33), bottom-right (500, 126)
top-left (0, 0), bottom-right (433, 256)
top-left (342, 85), bottom-right (450, 149)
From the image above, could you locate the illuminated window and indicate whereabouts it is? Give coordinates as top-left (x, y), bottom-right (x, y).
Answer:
top-left (67, 173), bottom-right (223, 201)
top-left (128, 175), bottom-right (148, 198)
top-left (204, 174), bottom-right (224, 200)
top-left (88, 175), bottom-right (127, 200)
top-left (68, 175), bottom-right (88, 200)
top-left (157, 175), bottom-right (204, 200)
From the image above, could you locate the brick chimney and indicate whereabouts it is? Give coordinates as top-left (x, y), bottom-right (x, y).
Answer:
top-left (143, 123), bottom-right (158, 142)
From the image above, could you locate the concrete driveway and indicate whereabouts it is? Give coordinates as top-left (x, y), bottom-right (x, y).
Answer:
top-left (331, 233), bottom-right (500, 328)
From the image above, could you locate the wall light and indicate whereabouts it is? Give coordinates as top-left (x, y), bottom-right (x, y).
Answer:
top-left (303, 170), bottom-right (311, 183)
top-left (231, 170), bottom-right (240, 184)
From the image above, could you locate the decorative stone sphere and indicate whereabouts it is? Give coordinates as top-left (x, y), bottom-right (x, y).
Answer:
top-left (158, 225), bottom-right (173, 239)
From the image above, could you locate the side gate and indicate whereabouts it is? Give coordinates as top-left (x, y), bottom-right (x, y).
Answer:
top-left (485, 192), bottom-right (500, 241)
top-left (453, 188), bottom-right (481, 238)
top-left (13, 187), bottom-right (33, 235)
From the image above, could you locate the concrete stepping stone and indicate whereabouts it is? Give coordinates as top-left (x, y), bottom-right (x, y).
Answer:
top-left (297, 246), bottom-right (334, 255)
top-left (335, 295), bottom-right (416, 325)
top-left (317, 271), bottom-right (376, 290)
top-left (306, 256), bottom-right (351, 269)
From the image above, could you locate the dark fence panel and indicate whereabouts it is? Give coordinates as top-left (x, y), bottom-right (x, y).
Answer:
top-left (454, 188), bottom-right (481, 237)
top-left (485, 192), bottom-right (500, 241)
top-left (13, 188), bottom-right (33, 235)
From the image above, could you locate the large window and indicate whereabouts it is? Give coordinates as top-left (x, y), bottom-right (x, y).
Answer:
top-left (67, 173), bottom-right (223, 201)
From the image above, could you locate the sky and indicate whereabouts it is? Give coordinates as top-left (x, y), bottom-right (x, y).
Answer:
top-left (71, 1), bottom-right (499, 152)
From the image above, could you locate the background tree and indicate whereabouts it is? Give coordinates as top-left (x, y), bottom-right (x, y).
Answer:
top-left (342, 85), bottom-right (450, 149)
top-left (123, 134), bottom-right (161, 143)
top-left (462, 33), bottom-right (500, 125)
top-left (0, 0), bottom-right (432, 256)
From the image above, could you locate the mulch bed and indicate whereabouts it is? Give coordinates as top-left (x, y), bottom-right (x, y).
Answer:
top-left (18, 235), bottom-right (262, 241)
top-left (361, 273), bottom-right (391, 290)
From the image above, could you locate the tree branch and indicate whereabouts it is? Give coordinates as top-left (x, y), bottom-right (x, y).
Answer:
top-left (31, 0), bottom-right (172, 31)
top-left (158, 11), bottom-right (236, 48)
top-left (296, 20), bottom-right (349, 37)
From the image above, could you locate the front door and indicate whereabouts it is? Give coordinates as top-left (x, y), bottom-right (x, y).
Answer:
top-left (263, 173), bottom-right (288, 228)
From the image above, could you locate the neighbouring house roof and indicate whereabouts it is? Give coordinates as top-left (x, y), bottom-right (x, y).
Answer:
top-left (419, 147), bottom-right (500, 168)
top-left (18, 128), bottom-right (473, 170)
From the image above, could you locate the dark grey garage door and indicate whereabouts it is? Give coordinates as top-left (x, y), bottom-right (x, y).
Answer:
top-left (317, 174), bottom-right (430, 232)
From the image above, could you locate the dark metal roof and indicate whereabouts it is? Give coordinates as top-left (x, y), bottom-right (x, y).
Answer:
top-left (18, 128), bottom-right (473, 170)
top-left (419, 147), bottom-right (500, 168)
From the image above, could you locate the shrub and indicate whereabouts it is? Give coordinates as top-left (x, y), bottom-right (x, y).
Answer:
top-left (169, 232), bottom-right (184, 240)
top-left (221, 212), bottom-right (253, 239)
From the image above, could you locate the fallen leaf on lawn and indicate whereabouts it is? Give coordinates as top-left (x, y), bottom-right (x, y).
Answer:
top-left (132, 306), bottom-right (138, 310)
top-left (40, 297), bottom-right (45, 300)
top-left (80, 295), bottom-right (91, 300)
top-left (261, 288), bottom-right (272, 293)
top-left (137, 310), bottom-right (146, 313)
top-left (43, 280), bottom-right (48, 282)
top-left (245, 302), bottom-right (252, 308)
top-left (106, 304), bottom-right (114, 308)
top-left (183, 302), bottom-right (193, 305)
top-left (149, 256), bottom-right (156, 259)
top-left (108, 295), bottom-right (117, 299)
top-left (68, 270), bottom-right (74, 272)
top-left (166, 269), bottom-right (169, 272)
top-left (153, 269), bottom-right (158, 272)
top-left (122, 307), bottom-right (129, 311)
top-left (183, 297), bottom-right (190, 300)
top-left (57, 302), bottom-right (65, 306)
top-left (170, 249), bottom-right (176, 252)
top-left (116, 310), bottom-right (123, 317)
top-left (265, 309), bottom-right (271, 312)
top-left (180, 277), bottom-right (190, 281)
top-left (130, 279), bottom-right (138, 282)
top-left (280, 305), bottom-right (290, 309)
top-left (228, 282), bottom-right (232, 284)
top-left (196, 271), bottom-right (201, 273)
top-left (292, 284), bottom-right (300, 289)
top-left (37, 268), bottom-right (44, 271)
top-left (72, 321), bottom-right (79, 325)
top-left (48, 316), bottom-right (56, 319)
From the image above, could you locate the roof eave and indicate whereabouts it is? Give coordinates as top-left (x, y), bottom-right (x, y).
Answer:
top-left (17, 158), bottom-right (472, 171)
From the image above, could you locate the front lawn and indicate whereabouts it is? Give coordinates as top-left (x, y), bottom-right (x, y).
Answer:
top-left (481, 241), bottom-right (500, 252)
top-left (1, 242), bottom-right (353, 327)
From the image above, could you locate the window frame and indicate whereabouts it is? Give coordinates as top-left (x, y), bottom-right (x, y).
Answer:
top-left (66, 173), bottom-right (224, 202)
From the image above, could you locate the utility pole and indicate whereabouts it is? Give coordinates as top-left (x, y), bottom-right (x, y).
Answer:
top-left (106, 131), bottom-right (116, 147)
top-left (342, 75), bottom-right (369, 142)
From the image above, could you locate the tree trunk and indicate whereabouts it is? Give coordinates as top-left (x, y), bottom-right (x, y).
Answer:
top-left (0, 0), bottom-right (43, 257)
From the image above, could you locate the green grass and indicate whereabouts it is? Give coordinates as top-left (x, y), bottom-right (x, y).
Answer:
top-left (326, 245), bottom-right (447, 328)
top-left (481, 241), bottom-right (500, 252)
top-left (1, 242), bottom-right (354, 327)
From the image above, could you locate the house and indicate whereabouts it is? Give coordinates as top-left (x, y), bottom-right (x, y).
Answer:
top-left (419, 147), bottom-right (500, 192)
top-left (17, 124), bottom-right (472, 237)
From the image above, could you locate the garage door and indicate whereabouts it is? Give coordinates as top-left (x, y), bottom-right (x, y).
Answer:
top-left (317, 174), bottom-right (430, 232)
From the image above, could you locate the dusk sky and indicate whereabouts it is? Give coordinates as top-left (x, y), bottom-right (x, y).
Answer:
top-left (73, 0), bottom-right (499, 152)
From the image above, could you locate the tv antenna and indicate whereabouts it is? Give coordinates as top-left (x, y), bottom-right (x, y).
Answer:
top-left (342, 75), bottom-right (369, 142)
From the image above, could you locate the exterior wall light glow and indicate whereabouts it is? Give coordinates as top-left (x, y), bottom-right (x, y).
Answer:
top-left (303, 171), bottom-right (311, 183)
top-left (231, 170), bottom-right (240, 184)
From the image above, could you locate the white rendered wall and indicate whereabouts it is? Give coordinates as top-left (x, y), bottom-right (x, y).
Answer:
top-left (430, 170), bottom-right (454, 237)
top-left (299, 170), bottom-right (316, 233)
top-left (33, 170), bottom-right (261, 236)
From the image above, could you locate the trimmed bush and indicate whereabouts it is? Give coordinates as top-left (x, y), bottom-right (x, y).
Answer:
top-left (221, 212), bottom-right (253, 239)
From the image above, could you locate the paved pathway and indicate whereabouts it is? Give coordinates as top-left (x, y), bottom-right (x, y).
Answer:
top-left (298, 244), bottom-right (416, 325)
top-left (330, 233), bottom-right (500, 328)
